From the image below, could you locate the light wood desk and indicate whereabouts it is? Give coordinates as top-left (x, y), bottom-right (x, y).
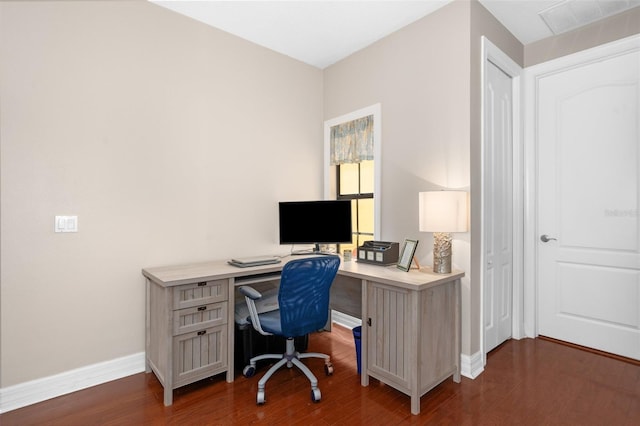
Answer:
top-left (142, 256), bottom-right (463, 415)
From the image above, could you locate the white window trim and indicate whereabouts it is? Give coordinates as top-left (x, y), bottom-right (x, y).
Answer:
top-left (324, 103), bottom-right (381, 239)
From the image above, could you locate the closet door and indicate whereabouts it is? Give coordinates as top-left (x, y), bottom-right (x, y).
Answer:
top-left (484, 59), bottom-right (514, 353)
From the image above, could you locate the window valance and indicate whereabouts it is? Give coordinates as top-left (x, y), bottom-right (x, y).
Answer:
top-left (330, 115), bottom-right (374, 165)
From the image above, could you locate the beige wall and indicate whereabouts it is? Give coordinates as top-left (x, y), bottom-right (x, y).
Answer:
top-left (0, 1), bottom-right (323, 387)
top-left (325, 0), bottom-right (471, 259)
top-left (525, 6), bottom-right (640, 66)
top-left (324, 0), bottom-right (522, 359)
top-left (324, 0), bottom-right (475, 353)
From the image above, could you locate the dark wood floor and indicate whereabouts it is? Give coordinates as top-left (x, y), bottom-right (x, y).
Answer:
top-left (2, 324), bottom-right (639, 425)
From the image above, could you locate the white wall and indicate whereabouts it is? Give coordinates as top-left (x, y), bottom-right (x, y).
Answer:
top-left (0, 1), bottom-right (323, 388)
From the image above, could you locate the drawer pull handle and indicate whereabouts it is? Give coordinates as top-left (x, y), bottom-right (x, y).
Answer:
top-left (197, 281), bottom-right (207, 287)
top-left (197, 330), bottom-right (206, 336)
top-left (197, 306), bottom-right (207, 311)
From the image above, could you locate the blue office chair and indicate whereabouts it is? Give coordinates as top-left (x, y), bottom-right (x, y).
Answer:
top-left (239, 255), bottom-right (340, 405)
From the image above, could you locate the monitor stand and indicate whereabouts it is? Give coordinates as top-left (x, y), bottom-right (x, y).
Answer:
top-left (291, 244), bottom-right (335, 256)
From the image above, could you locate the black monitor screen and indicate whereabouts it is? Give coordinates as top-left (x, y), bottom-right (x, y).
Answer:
top-left (279, 200), bottom-right (352, 246)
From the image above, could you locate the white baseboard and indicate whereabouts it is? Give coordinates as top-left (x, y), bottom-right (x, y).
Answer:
top-left (460, 350), bottom-right (484, 379)
top-left (0, 352), bottom-right (145, 413)
top-left (0, 346), bottom-right (482, 413)
top-left (331, 310), bottom-right (362, 330)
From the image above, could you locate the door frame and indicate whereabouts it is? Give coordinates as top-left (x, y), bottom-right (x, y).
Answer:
top-left (480, 37), bottom-right (524, 365)
top-left (523, 34), bottom-right (640, 339)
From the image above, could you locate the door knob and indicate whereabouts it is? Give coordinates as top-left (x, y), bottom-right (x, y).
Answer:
top-left (540, 234), bottom-right (557, 243)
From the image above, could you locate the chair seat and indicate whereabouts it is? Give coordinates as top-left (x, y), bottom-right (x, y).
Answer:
top-left (256, 310), bottom-right (282, 335)
top-left (235, 286), bottom-right (279, 328)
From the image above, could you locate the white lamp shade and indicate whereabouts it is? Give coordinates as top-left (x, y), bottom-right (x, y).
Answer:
top-left (419, 191), bottom-right (468, 233)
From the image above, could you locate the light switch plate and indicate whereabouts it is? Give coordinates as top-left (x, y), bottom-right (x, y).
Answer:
top-left (55, 215), bottom-right (78, 233)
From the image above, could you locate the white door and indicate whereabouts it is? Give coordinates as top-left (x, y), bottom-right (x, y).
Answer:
top-left (484, 59), bottom-right (513, 353)
top-left (536, 41), bottom-right (640, 360)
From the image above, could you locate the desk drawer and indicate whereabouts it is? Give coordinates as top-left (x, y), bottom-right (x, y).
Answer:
top-left (173, 280), bottom-right (228, 310)
top-left (173, 302), bottom-right (227, 335)
top-left (173, 325), bottom-right (228, 387)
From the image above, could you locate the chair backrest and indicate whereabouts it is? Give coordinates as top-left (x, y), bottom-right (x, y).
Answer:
top-left (277, 256), bottom-right (340, 338)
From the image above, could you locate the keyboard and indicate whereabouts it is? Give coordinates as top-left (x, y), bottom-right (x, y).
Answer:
top-left (228, 256), bottom-right (281, 268)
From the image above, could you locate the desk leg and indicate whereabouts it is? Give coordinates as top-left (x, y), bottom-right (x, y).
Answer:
top-left (164, 291), bottom-right (175, 405)
top-left (454, 278), bottom-right (461, 383)
top-left (411, 395), bottom-right (420, 415)
top-left (227, 278), bottom-right (235, 383)
top-left (409, 288), bottom-right (420, 415)
top-left (145, 279), bottom-right (151, 373)
top-left (360, 279), bottom-right (369, 387)
top-left (163, 387), bottom-right (173, 406)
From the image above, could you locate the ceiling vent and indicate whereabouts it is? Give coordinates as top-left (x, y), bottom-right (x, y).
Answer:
top-left (539, 0), bottom-right (640, 35)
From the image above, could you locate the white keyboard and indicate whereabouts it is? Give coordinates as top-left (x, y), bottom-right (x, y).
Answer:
top-left (228, 256), bottom-right (281, 267)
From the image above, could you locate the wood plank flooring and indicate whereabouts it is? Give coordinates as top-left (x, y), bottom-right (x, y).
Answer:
top-left (2, 324), bottom-right (639, 425)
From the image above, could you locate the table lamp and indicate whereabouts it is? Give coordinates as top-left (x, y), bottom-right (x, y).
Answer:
top-left (419, 191), bottom-right (468, 274)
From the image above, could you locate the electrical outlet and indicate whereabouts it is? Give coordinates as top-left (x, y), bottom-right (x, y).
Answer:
top-left (55, 215), bottom-right (78, 233)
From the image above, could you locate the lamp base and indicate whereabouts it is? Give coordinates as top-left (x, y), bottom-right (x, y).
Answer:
top-left (432, 232), bottom-right (452, 274)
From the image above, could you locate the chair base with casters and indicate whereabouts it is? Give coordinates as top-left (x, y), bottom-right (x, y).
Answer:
top-left (242, 336), bottom-right (334, 404)
top-left (238, 256), bottom-right (341, 405)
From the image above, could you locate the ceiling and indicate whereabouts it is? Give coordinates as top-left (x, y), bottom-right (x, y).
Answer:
top-left (150, 1), bottom-right (640, 69)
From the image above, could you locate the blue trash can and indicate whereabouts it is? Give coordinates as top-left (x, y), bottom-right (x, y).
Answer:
top-left (352, 326), bottom-right (362, 374)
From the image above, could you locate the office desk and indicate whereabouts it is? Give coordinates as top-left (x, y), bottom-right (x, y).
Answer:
top-left (142, 256), bottom-right (463, 415)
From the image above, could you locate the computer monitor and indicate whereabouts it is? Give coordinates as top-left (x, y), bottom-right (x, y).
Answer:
top-left (279, 200), bottom-right (352, 254)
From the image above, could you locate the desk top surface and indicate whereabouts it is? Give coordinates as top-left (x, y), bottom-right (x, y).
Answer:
top-left (142, 255), bottom-right (464, 291)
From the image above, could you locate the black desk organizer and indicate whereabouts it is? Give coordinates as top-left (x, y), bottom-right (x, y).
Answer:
top-left (357, 241), bottom-right (400, 265)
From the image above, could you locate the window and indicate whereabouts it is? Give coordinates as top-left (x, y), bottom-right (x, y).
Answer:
top-left (337, 161), bottom-right (374, 254)
top-left (324, 104), bottom-right (381, 255)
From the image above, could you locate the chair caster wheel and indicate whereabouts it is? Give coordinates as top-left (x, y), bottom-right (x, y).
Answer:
top-left (324, 363), bottom-right (334, 376)
top-left (243, 365), bottom-right (255, 378)
top-left (257, 390), bottom-right (266, 405)
top-left (311, 388), bottom-right (321, 403)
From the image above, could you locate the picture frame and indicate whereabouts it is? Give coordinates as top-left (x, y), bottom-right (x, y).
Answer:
top-left (397, 239), bottom-right (418, 272)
